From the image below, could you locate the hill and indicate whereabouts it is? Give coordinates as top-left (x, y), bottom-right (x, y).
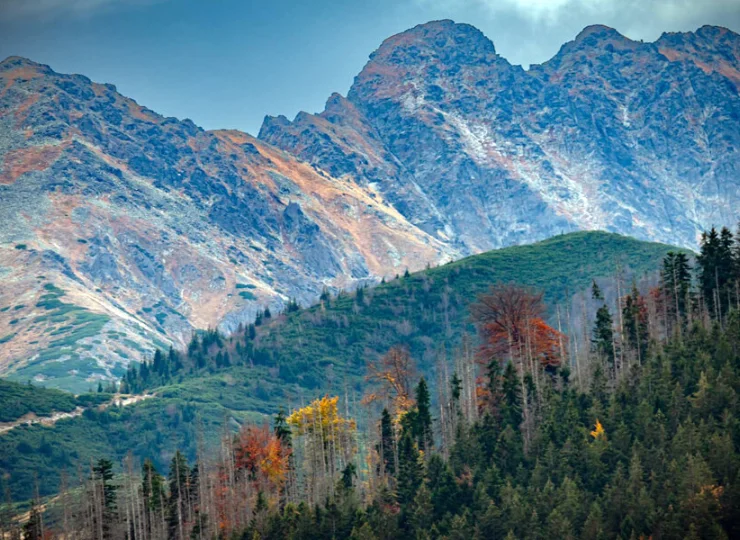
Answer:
top-left (0, 231), bottom-right (682, 501)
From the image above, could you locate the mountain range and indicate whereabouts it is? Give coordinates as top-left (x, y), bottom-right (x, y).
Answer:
top-left (1, 20), bottom-right (738, 391)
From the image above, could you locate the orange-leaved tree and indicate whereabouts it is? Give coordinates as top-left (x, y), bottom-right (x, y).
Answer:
top-left (234, 424), bottom-right (291, 488)
top-left (363, 345), bottom-right (417, 418)
top-left (471, 283), bottom-right (566, 370)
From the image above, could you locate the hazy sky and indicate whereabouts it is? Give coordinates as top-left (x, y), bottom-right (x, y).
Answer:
top-left (1, 0), bottom-right (739, 135)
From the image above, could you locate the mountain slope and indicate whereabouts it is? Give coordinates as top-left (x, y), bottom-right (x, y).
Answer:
top-left (2, 21), bottom-right (737, 390)
top-left (260, 21), bottom-right (740, 253)
top-left (0, 231), bottom-right (681, 500)
top-left (0, 57), bottom-right (451, 391)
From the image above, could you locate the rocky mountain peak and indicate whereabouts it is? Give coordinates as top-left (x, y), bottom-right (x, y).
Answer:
top-left (347, 19), bottom-right (507, 111)
top-left (656, 25), bottom-right (740, 89)
top-left (574, 24), bottom-right (630, 44)
top-left (0, 55), bottom-right (51, 76)
top-left (368, 20), bottom-right (496, 65)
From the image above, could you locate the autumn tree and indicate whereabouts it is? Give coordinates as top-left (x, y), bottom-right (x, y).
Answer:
top-left (471, 284), bottom-right (566, 371)
top-left (287, 396), bottom-right (357, 505)
top-left (233, 424), bottom-right (291, 496)
top-left (365, 346), bottom-right (417, 416)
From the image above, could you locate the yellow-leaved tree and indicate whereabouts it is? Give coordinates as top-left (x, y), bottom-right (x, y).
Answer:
top-left (287, 396), bottom-right (357, 504)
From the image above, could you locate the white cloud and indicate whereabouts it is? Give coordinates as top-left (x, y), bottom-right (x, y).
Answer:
top-left (416, 0), bottom-right (740, 28)
top-left (410, 0), bottom-right (740, 66)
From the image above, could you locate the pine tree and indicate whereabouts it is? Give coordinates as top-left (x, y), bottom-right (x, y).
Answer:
top-left (414, 378), bottom-right (433, 452)
top-left (592, 304), bottom-right (615, 365)
top-left (142, 459), bottom-right (166, 538)
top-left (22, 503), bottom-right (43, 540)
top-left (92, 458), bottom-right (116, 539)
top-left (661, 251), bottom-right (692, 332)
top-left (379, 408), bottom-right (396, 477)
top-left (592, 280), bottom-right (603, 301)
top-left (167, 451), bottom-right (190, 540)
top-left (397, 432), bottom-right (423, 507)
top-left (697, 227), bottom-right (735, 320)
top-left (622, 284), bottom-right (648, 365)
top-left (501, 362), bottom-right (522, 430)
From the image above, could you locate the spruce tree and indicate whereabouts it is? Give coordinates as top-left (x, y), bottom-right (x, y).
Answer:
top-left (397, 431), bottom-right (423, 507)
top-left (92, 459), bottom-right (116, 539)
top-left (379, 408), bottom-right (396, 476)
top-left (501, 362), bottom-right (522, 430)
top-left (22, 503), bottom-right (42, 540)
top-left (414, 378), bottom-right (433, 452)
top-left (592, 304), bottom-right (615, 365)
top-left (167, 451), bottom-right (190, 540)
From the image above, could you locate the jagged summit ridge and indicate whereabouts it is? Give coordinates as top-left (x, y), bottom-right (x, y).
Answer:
top-left (261, 20), bottom-right (740, 255)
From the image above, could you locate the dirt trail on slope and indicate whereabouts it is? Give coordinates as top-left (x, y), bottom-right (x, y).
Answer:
top-left (0, 393), bottom-right (155, 435)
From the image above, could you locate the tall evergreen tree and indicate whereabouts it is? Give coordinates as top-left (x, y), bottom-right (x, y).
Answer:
top-left (501, 362), bottom-right (522, 431)
top-left (414, 378), bottom-right (433, 452)
top-left (167, 451), bottom-right (190, 540)
top-left (92, 459), bottom-right (116, 539)
top-left (698, 226), bottom-right (735, 319)
top-left (22, 503), bottom-right (43, 540)
top-left (622, 283), bottom-right (649, 364)
top-left (661, 251), bottom-right (692, 332)
top-left (592, 304), bottom-right (615, 365)
top-left (397, 431), bottom-right (423, 507)
top-left (379, 408), bottom-right (396, 476)
top-left (142, 459), bottom-right (166, 537)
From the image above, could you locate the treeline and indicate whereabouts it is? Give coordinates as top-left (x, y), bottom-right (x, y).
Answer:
top-left (5, 227), bottom-right (740, 538)
top-left (121, 320), bottom-right (275, 394)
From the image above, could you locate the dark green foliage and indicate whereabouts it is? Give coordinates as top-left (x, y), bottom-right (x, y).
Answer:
top-left (697, 226), bottom-right (736, 319)
top-left (397, 431), bottom-right (423, 507)
top-left (167, 451), bottom-right (189, 539)
top-left (592, 304), bottom-right (615, 365)
top-left (92, 458), bottom-right (116, 538)
top-left (661, 251), bottom-right (692, 331)
top-left (414, 378), bottom-right (433, 452)
top-left (379, 408), bottom-right (395, 476)
top-left (23, 503), bottom-right (42, 540)
top-left (622, 283), bottom-right (649, 364)
top-left (0, 379), bottom-right (78, 422)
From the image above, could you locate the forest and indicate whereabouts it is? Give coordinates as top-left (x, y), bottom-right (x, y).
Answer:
top-left (3, 227), bottom-right (740, 538)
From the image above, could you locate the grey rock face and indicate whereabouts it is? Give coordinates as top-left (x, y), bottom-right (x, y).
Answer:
top-left (260, 20), bottom-right (740, 251)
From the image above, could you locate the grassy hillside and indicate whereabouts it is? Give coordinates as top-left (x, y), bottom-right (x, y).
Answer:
top-left (254, 231), bottom-right (682, 384)
top-left (0, 231), bottom-right (683, 501)
top-left (0, 379), bottom-right (112, 423)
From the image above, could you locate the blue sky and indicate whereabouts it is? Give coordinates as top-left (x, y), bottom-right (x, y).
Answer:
top-left (1, 0), bottom-right (739, 135)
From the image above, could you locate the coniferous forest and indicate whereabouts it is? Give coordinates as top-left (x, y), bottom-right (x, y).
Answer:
top-left (3, 227), bottom-right (740, 539)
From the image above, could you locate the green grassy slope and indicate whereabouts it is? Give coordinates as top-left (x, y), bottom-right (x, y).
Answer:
top-left (254, 231), bottom-right (682, 383)
top-left (0, 231), bottom-right (683, 501)
top-left (0, 379), bottom-right (112, 423)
